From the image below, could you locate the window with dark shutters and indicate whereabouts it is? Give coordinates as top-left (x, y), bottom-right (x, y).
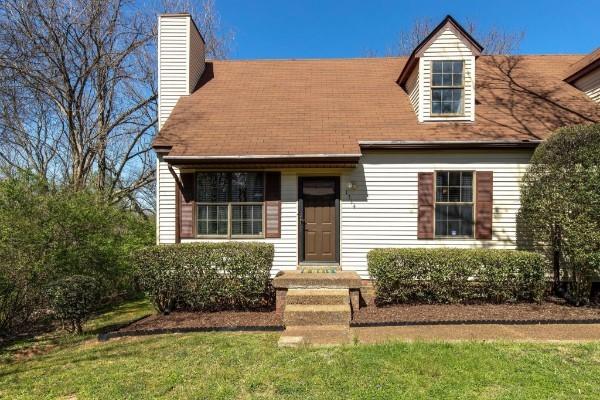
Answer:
top-left (177, 171), bottom-right (282, 240)
top-left (418, 170), bottom-right (494, 240)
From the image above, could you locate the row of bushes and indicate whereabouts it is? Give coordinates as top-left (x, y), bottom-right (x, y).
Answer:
top-left (368, 248), bottom-right (547, 305)
top-left (134, 242), bottom-right (274, 313)
top-left (134, 244), bottom-right (545, 312)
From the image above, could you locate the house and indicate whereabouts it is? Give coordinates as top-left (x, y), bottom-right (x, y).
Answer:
top-left (153, 14), bottom-right (600, 280)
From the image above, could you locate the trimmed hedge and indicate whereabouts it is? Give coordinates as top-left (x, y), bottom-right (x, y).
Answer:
top-left (368, 248), bottom-right (546, 305)
top-left (133, 242), bottom-right (274, 313)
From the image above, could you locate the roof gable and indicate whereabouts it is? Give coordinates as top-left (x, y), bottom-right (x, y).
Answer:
top-left (564, 47), bottom-right (600, 83)
top-left (397, 15), bottom-right (483, 86)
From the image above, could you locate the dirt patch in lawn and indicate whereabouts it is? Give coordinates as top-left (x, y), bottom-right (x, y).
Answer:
top-left (119, 310), bottom-right (283, 333)
top-left (352, 298), bottom-right (600, 326)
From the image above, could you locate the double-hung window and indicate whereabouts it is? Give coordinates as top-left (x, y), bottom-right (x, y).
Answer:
top-left (435, 171), bottom-right (473, 237)
top-left (431, 60), bottom-right (464, 115)
top-left (196, 172), bottom-right (265, 237)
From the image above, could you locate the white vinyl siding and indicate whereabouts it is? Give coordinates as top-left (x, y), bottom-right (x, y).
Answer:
top-left (157, 155), bottom-right (178, 244)
top-left (419, 27), bottom-right (476, 122)
top-left (405, 66), bottom-right (420, 116)
top-left (573, 67), bottom-right (600, 103)
top-left (340, 150), bottom-right (532, 278)
top-left (158, 14), bottom-right (205, 130)
top-left (157, 151), bottom-right (531, 278)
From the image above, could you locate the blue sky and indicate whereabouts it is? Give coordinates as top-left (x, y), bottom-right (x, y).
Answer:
top-left (215, 0), bottom-right (599, 59)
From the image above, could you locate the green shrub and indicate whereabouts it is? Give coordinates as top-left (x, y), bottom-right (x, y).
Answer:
top-left (134, 243), bottom-right (274, 313)
top-left (48, 275), bottom-right (101, 334)
top-left (519, 123), bottom-right (600, 305)
top-left (368, 248), bottom-right (546, 305)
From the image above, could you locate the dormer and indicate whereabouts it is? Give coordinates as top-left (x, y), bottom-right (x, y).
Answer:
top-left (564, 47), bottom-right (600, 103)
top-left (397, 15), bottom-right (483, 123)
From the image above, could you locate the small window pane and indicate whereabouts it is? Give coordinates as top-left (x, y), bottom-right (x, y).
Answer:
top-left (197, 172), bottom-right (228, 202)
top-left (450, 89), bottom-right (463, 104)
top-left (453, 73), bottom-right (463, 86)
top-left (442, 61), bottom-right (453, 73)
top-left (432, 61), bottom-right (443, 73)
top-left (452, 61), bottom-right (464, 73)
top-left (442, 73), bottom-right (453, 86)
top-left (442, 101), bottom-right (453, 114)
top-left (448, 187), bottom-right (461, 202)
top-left (231, 172), bottom-right (264, 202)
top-left (436, 171), bottom-right (449, 187)
top-left (432, 73), bottom-right (443, 86)
top-left (461, 187), bottom-right (473, 202)
top-left (461, 171), bottom-right (473, 186)
top-left (432, 101), bottom-right (441, 115)
top-left (449, 171), bottom-right (461, 186)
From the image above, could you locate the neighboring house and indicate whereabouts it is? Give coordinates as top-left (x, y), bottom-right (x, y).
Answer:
top-left (153, 14), bottom-right (600, 279)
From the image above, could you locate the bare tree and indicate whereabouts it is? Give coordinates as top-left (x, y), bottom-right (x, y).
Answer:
top-left (0, 0), bottom-right (231, 209)
top-left (392, 17), bottom-right (525, 56)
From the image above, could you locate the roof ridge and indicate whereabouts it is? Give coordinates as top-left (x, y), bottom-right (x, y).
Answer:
top-left (207, 56), bottom-right (407, 62)
top-left (206, 54), bottom-right (586, 64)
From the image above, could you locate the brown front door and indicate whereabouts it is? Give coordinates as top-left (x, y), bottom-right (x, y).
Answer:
top-left (300, 177), bottom-right (339, 263)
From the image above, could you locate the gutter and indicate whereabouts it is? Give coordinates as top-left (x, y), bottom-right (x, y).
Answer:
top-left (163, 153), bottom-right (362, 165)
top-left (359, 140), bottom-right (542, 150)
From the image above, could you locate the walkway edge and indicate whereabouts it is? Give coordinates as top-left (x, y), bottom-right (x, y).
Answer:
top-left (98, 325), bottom-right (284, 341)
top-left (351, 318), bottom-right (600, 328)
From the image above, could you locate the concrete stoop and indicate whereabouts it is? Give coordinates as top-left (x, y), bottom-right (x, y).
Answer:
top-left (273, 271), bottom-right (362, 347)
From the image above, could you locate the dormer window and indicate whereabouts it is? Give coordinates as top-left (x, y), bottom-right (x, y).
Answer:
top-left (431, 60), bottom-right (464, 116)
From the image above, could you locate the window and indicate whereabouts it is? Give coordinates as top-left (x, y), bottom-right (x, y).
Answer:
top-left (435, 171), bottom-right (473, 237)
top-left (196, 172), bottom-right (264, 237)
top-left (431, 60), bottom-right (464, 115)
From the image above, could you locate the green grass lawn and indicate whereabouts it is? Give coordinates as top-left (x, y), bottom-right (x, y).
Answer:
top-left (1, 300), bottom-right (600, 399)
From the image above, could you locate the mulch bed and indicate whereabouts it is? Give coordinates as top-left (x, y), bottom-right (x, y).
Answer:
top-left (106, 299), bottom-right (600, 339)
top-left (352, 298), bottom-right (600, 326)
top-left (118, 310), bottom-right (283, 334)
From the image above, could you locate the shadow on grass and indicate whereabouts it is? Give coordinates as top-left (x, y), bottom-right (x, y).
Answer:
top-left (0, 297), bottom-right (154, 363)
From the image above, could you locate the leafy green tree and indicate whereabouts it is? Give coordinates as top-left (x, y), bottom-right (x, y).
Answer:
top-left (518, 123), bottom-right (600, 305)
top-left (0, 174), bottom-right (154, 336)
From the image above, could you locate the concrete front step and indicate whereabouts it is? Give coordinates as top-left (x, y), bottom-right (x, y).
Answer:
top-left (278, 325), bottom-right (353, 347)
top-left (273, 270), bottom-right (362, 289)
top-left (283, 304), bottom-right (351, 326)
top-left (286, 289), bottom-right (349, 306)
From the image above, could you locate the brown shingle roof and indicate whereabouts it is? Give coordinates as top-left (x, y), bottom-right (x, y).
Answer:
top-left (154, 55), bottom-right (600, 158)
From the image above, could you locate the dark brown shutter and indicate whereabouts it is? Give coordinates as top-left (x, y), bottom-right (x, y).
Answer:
top-left (264, 172), bottom-right (281, 238)
top-left (475, 171), bottom-right (493, 240)
top-left (417, 172), bottom-right (434, 239)
top-left (178, 172), bottom-right (195, 240)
